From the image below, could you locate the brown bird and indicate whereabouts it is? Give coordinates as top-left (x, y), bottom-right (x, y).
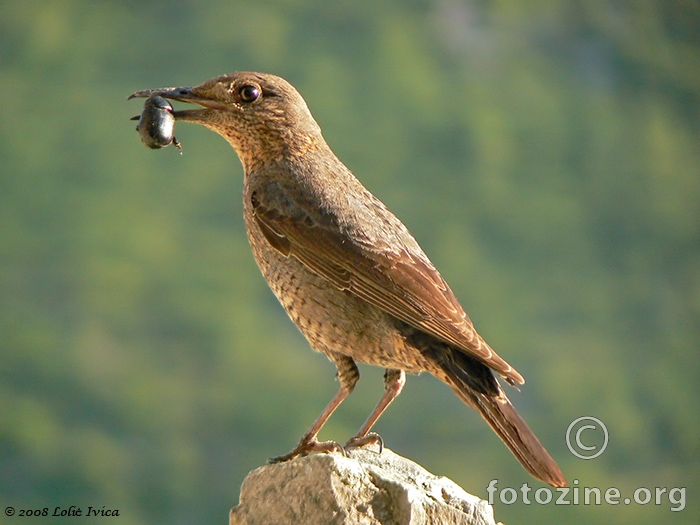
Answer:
top-left (130, 72), bottom-right (567, 487)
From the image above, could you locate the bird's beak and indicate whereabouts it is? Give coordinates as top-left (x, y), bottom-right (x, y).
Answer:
top-left (128, 86), bottom-right (227, 122)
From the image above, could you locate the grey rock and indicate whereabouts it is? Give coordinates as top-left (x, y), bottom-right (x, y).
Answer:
top-left (229, 447), bottom-right (498, 525)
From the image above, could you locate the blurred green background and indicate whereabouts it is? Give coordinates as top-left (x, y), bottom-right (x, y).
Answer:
top-left (1, 0), bottom-right (698, 523)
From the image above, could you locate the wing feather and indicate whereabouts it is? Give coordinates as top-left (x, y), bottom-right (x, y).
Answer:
top-left (251, 190), bottom-right (523, 385)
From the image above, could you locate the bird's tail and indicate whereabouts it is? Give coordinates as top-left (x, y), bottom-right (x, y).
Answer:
top-left (430, 347), bottom-right (567, 487)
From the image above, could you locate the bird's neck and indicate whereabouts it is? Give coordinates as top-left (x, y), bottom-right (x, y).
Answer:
top-left (233, 132), bottom-right (332, 176)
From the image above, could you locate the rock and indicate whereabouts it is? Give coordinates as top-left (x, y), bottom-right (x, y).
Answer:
top-left (229, 447), bottom-right (498, 525)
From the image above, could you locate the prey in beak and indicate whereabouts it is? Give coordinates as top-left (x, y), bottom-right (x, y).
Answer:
top-left (129, 83), bottom-right (237, 153)
top-left (129, 95), bottom-right (182, 153)
top-left (129, 86), bottom-right (228, 122)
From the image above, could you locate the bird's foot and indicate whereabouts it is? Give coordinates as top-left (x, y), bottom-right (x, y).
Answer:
top-left (345, 432), bottom-right (384, 454)
top-left (268, 434), bottom-right (346, 463)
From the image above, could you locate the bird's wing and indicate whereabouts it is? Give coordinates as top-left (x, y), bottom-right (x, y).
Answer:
top-left (250, 188), bottom-right (523, 385)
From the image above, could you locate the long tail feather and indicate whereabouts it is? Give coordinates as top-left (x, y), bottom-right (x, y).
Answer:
top-left (427, 344), bottom-right (567, 487)
top-left (449, 377), bottom-right (567, 487)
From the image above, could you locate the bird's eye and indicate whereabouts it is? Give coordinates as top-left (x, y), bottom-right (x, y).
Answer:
top-left (239, 84), bottom-right (261, 103)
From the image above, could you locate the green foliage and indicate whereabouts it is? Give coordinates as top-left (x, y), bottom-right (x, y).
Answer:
top-left (1, 1), bottom-right (698, 523)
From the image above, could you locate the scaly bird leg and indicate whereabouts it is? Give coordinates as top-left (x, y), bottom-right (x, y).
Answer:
top-left (345, 368), bottom-right (406, 451)
top-left (269, 353), bottom-right (359, 463)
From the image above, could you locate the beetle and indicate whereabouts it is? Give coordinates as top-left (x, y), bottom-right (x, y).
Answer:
top-left (131, 96), bottom-right (182, 153)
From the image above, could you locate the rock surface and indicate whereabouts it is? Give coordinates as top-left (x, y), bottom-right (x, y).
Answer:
top-left (229, 447), bottom-right (498, 525)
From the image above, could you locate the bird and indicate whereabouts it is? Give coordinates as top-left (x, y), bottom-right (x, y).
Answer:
top-left (129, 72), bottom-right (567, 487)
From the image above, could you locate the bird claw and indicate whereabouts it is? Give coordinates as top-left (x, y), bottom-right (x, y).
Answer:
top-left (268, 435), bottom-right (346, 463)
top-left (345, 432), bottom-right (384, 454)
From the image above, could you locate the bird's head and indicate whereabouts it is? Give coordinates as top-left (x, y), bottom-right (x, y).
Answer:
top-left (129, 72), bottom-right (325, 172)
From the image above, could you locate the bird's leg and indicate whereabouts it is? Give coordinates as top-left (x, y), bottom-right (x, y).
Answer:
top-left (345, 368), bottom-right (406, 452)
top-left (269, 353), bottom-right (359, 463)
